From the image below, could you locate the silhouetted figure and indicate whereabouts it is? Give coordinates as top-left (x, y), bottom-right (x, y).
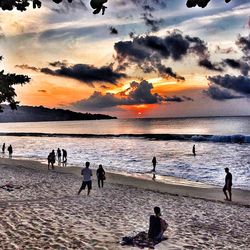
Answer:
top-left (192, 145), bottom-right (196, 156)
top-left (48, 150), bottom-right (56, 170)
top-left (223, 167), bottom-right (232, 201)
top-left (7, 145), bottom-right (13, 158)
top-left (96, 164), bottom-right (106, 188)
top-left (90, 0), bottom-right (107, 15)
top-left (57, 148), bottom-right (61, 163)
top-left (152, 156), bottom-right (157, 172)
top-left (148, 207), bottom-right (168, 242)
top-left (78, 162), bottom-right (93, 196)
top-left (62, 149), bottom-right (67, 163)
top-left (2, 143), bottom-right (5, 154)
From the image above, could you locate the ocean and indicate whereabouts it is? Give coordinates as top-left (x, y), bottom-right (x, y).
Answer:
top-left (0, 116), bottom-right (249, 190)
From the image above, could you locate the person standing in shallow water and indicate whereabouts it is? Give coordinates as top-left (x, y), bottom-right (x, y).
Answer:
top-left (192, 145), bottom-right (196, 156)
top-left (96, 164), bottom-right (105, 188)
top-left (57, 148), bottom-right (61, 163)
top-left (152, 156), bottom-right (157, 172)
top-left (2, 143), bottom-right (5, 154)
top-left (223, 167), bottom-right (232, 201)
top-left (7, 145), bottom-right (13, 158)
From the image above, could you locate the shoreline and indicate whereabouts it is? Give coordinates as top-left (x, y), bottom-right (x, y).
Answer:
top-left (1, 157), bottom-right (250, 249)
top-left (1, 157), bottom-right (250, 207)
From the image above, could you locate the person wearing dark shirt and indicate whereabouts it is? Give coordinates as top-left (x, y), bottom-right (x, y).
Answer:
top-left (148, 207), bottom-right (168, 242)
top-left (96, 164), bottom-right (106, 188)
top-left (223, 167), bottom-right (232, 201)
top-left (62, 149), bottom-right (67, 163)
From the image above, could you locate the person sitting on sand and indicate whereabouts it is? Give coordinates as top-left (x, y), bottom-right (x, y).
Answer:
top-left (96, 164), bottom-right (106, 188)
top-left (223, 167), bottom-right (232, 201)
top-left (148, 207), bottom-right (168, 242)
top-left (78, 162), bottom-right (93, 196)
top-left (7, 145), bottom-right (13, 158)
top-left (152, 156), bottom-right (157, 172)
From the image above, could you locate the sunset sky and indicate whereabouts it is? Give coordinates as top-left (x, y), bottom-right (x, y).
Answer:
top-left (0, 0), bottom-right (250, 118)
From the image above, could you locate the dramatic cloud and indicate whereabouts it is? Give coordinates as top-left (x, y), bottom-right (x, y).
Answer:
top-left (208, 75), bottom-right (250, 95)
top-left (73, 79), bottom-right (192, 109)
top-left (203, 85), bottom-right (243, 101)
top-left (41, 64), bottom-right (126, 87)
top-left (114, 31), bottom-right (219, 80)
top-left (109, 26), bottom-right (118, 35)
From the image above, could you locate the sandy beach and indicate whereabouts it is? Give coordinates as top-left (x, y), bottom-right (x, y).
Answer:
top-left (0, 158), bottom-right (249, 250)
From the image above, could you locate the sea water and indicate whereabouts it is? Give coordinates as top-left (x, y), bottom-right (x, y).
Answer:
top-left (0, 117), bottom-right (249, 190)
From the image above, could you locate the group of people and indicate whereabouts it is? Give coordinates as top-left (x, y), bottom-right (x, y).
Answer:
top-left (47, 148), bottom-right (67, 170)
top-left (2, 143), bottom-right (13, 158)
top-left (78, 162), bottom-right (106, 195)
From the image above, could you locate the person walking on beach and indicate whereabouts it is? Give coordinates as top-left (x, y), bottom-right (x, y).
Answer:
top-left (7, 145), bottom-right (13, 158)
top-left (78, 162), bottom-right (93, 196)
top-left (57, 148), bottom-right (61, 163)
top-left (152, 156), bottom-right (157, 172)
top-left (148, 207), bottom-right (168, 242)
top-left (2, 143), bottom-right (5, 154)
top-left (192, 145), bottom-right (196, 156)
top-left (96, 164), bottom-right (106, 188)
top-left (223, 167), bottom-right (232, 201)
top-left (62, 149), bottom-right (67, 163)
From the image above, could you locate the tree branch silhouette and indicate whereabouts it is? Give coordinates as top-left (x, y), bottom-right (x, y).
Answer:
top-left (0, 57), bottom-right (30, 111)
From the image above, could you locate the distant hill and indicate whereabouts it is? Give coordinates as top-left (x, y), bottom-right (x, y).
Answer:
top-left (0, 105), bottom-right (116, 122)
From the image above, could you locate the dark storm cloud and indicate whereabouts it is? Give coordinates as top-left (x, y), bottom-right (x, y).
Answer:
top-left (199, 59), bottom-right (223, 72)
top-left (15, 64), bottom-right (40, 72)
top-left (41, 64), bottom-right (126, 87)
top-left (203, 85), bottom-right (243, 101)
top-left (114, 31), bottom-right (219, 79)
top-left (109, 26), bottom-right (118, 35)
top-left (72, 79), bottom-right (192, 109)
top-left (208, 75), bottom-right (250, 95)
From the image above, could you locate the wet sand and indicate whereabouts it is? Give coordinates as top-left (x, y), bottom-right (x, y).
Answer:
top-left (0, 158), bottom-right (249, 249)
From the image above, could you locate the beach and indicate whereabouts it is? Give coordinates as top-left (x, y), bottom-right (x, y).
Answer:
top-left (0, 158), bottom-right (249, 250)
